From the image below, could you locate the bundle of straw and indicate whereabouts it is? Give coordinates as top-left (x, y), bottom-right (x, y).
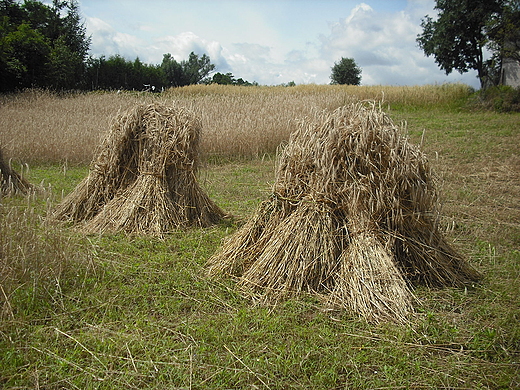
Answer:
top-left (51, 103), bottom-right (226, 235)
top-left (207, 102), bottom-right (480, 323)
top-left (0, 147), bottom-right (31, 196)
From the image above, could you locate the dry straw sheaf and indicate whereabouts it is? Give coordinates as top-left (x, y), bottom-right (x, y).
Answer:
top-left (51, 102), bottom-right (226, 235)
top-left (0, 147), bottom-right (32, 196)
top-left (207, 102), bottom-right (481, 323)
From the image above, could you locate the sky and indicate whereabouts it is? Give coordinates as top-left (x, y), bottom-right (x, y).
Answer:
top-left (78, 0), bottom-right (482, 88)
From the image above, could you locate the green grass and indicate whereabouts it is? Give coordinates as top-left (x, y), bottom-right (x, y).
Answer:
top-left (1, 100), bottom-right (519, 389)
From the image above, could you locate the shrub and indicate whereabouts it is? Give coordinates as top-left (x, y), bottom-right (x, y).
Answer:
top-left (472, 85), bottom-right (520, 112)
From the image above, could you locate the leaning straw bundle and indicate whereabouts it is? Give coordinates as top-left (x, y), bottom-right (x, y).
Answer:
top-left (207, 102), bottom-right (480, 323)
top-left (51, 103), bottom-right (226, 235)
top-left (238, 200), bottom-right (339, 295)
top-left (329, 230), bottom-right (413, 323)
top-left (0, 147), bottom-right (32, 196)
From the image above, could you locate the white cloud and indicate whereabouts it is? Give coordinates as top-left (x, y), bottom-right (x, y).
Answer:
top-left (150, 32), bottom-right (230, 71)
top-left (83, 1), bottom-right (481, 88)
top-left (224, 43), bottom-right (279, 85)
top-left (86, 17), bottom-right (145, 60)
top-left (345, 3), bottom-right (374, 24)
top-left (86, 18), bottom-right (231, 72)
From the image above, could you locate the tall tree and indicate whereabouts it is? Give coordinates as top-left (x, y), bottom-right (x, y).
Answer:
top-left (416, 0), bottom-right (504, 88)
top-left (1, 22), bottom-right (49, 90)
top-left (211, 72), bottom-right (234, 85)
top-left (182, 52), bottom-right (215, 84)
top-left (161, 53), bottom-right (185, 87)
top-left (330, 57), bottom-right (362, 85)
top-left (48, 35), bottom-right (83, 89)
top-left (47, 0), bottom-right (90, 89)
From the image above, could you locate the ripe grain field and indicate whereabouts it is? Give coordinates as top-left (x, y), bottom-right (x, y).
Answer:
top-left (1, 84), bottom-right (519, 389)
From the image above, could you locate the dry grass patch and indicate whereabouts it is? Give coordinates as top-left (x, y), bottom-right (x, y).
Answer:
top-left (0, 203), bottom-right (97, 322)
top-left (0, 90), bottom-right (146, 164)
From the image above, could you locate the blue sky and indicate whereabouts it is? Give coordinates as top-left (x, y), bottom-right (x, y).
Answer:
top-left (78, 0), bottom-right (482, 87)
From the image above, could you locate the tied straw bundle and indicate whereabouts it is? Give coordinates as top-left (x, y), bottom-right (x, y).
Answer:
top-left (51, 103), bottom-right (226, 235)
top-left (207, 102), bottom-right (480, 323)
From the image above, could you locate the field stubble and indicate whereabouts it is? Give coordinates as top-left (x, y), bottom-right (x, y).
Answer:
top-left (0, 84), bottom-right (519, 389)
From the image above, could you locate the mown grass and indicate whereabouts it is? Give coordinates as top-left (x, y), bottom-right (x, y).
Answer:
top-left (1, 85), bottom-right (519, 388)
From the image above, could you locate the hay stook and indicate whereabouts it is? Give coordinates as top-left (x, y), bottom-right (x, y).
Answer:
top-left (0, 147), bottom-right (32, 196)
top-left (207, 102), bottom-right (480, 323)
top-left (51, 103), bottom-right (226, 235)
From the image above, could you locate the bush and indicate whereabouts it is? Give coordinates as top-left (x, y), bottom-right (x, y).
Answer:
top-left (472, 85), bottom-right (520, 112)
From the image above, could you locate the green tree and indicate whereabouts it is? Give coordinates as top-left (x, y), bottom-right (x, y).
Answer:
top-left (236, 78), bottom-right (257, 86)
top-left (211, 72), bottom-right (234, 84)
top-left (58, 1), bottom-right (90, 59)
top-left (416, 0), bottom-right (507, 88)
top-left (330, 57), bottom-right (362, 85)
top-left (98, 55), bottom-right (131, 89)
top-left (182, 51), bottom-right (215, 84)
top-left (161, 53), bottom-right (185, 87)
top-left (209, 72), bottom-right (255, 86)
top-left (84, 54), bottom-right (165, 91)
top-left (485, 1), bottom-right (520, 85)
top-left (161, 52), bottom-right (215, 87)
top-left (0, 0), bottom-right (90, 91)
top-left (47, 0), bottom-right (90, 89)
top-left (2, 22), bottom-right (49, 89)
top-left (48, 35), bottom-right (83, 89)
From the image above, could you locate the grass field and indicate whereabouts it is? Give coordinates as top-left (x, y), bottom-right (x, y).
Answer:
top-left (1, 84), bottom-right (519, 389)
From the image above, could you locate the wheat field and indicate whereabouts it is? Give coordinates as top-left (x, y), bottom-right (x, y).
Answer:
top-left (0, 84), bottom-right (472, 164)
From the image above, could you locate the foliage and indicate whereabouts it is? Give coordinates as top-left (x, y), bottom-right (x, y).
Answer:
top-left (485, 1), bottom-right (520, 86)
top-left (1, 21), bottom-right (49, 90)
top-left (160, 53), bottom-right (184, 87)
top-left (0, 0), bottom-right (90, 91)
top-left (330, 57), bottom-right (361, 85)
top-left (209, 72), bottom-right (256, 86)
top-left (183, 51), bottom-right (215, 84)
top-left (161, 51), bottom-right (214, 87)
top-left (471, 85), bottom-right (520, 111)
top-left (160, 51), bottom-right (215, 87)
top-left (487, 0), bottom-right (520, 62)
top-left (417, 0), bottom-right (520, 89)
top-left (210, 71), bottom-right (234, 85)
top-left (84, 51), bottom-right (220, 91)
